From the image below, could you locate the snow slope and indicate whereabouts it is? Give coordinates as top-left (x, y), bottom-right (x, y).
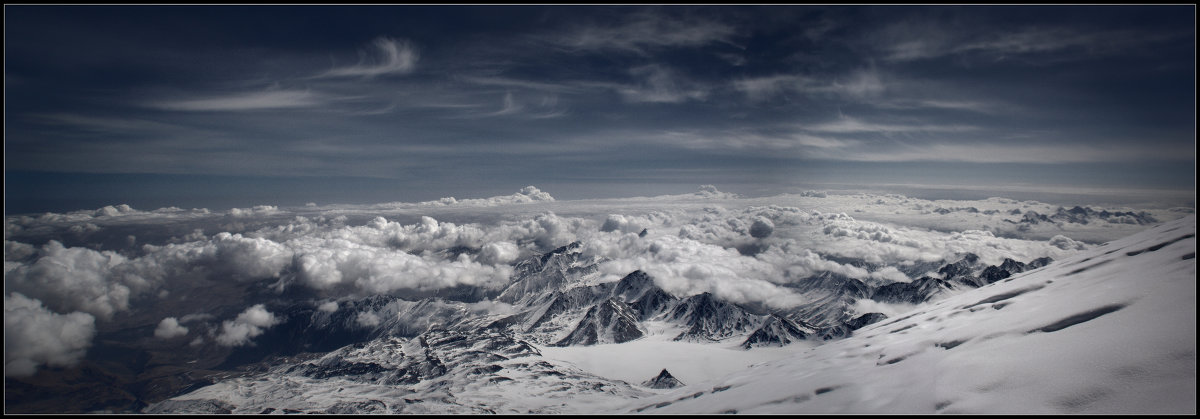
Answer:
top-left (538, 329), bottom-right (804, 386)
top-left (630, 215), bottom-right (1196, 414)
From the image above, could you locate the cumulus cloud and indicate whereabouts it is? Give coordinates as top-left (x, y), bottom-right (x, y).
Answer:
top-left (3, 241), bottom-right (151, 320)
top-left (600, 214), bottom-right (650, 234)
top-left (228, 205), bottom-right (281, 218)
top-left (4, 293), bottom-right (96, 377)
top-left (749, 217), bottom-right (775, 238)
top-left (479, 241), bottom-right (520, 265)
top-left (1048, 234), bottom-right (1088, 251)
top-left (154, 317), bottom-right (189, 339)
top-left (419, 185), bottom-right (555, 207)
top-left (694, 184), bottom-right (739, 199)
top-left (289, 240), bottom-right (515, 294)
top-left (4, 240), bottom-right (36, 262)
top-left (215, 304), bottom-right (280, 347)
top-left (583, 232), bottom-right (808, 309)
top-left (207, 232), bottom-right (293, 281)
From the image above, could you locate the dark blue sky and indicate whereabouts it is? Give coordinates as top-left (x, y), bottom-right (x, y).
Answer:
top-left (4, 5), bottom-right (1196, 213)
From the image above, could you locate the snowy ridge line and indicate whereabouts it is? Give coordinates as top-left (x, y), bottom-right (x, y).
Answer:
top-left (630, 214), bottom-right (1196, 414)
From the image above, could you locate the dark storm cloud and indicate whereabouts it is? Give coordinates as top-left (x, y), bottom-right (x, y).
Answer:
top-left (3, 5), bottom-right (1194, 213)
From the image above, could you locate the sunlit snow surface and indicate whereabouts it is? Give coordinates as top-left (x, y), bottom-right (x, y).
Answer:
top-left (630, 214), bottom-right (1196, 414)
top-left (537, 322), bottom-right (808, 386)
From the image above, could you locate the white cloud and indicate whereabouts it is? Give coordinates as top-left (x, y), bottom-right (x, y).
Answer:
top-left (355, 311), bottom-right (381, 328)
top-left (617, 64), bottom-right (709, 103)
top-left (1048, 235), bottom-right (1088, 251)
top-left (732, 68), bottom-right (886, 102)
top-left (874, 98), bottom-right (1005, 114)
top-left (4, 293), bottom-right (96, 377)
top-left (228, 205), bottom-right (281, 218)
top-left (479, 241), bottom-right (520, 265)
top-left (553, 11), bottom-right (737, 54)
top-left (805, 115), bottom-right (978, 134)
top-left (647, 129), bottom-right (859, 155)
top-left (4, 241), bottom-right (36, 262)
top-left (3, 241), bottom-right (151, 320)
top-left (837, 142), bottom-right (1185, 164)
top-left (878, 23), bottom-right (1184, 63)
top-left (320, 37), bottom-right (418, 78)
top-left (150, 90), bottom-right (322, 111)
top-left (749, 217), bottom-right (775, 238)
top-left (179, 313), bottom-right (215, 323)
top-left (317, 301), bottom-right (339, 313)
top-left (417, 185), bottom-right (555, 207)
top-left (207, 232), bottom-right (293, 281)
top-left (154, 317), bottom-right (189, 339)
top-left (215, 304), bottom-right (280, 347)
top-left (733, 74), bottom-right (812, 102)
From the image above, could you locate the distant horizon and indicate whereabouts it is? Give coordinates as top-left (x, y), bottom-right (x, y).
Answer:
top-left (4, 169), bottom-right (1194, 216)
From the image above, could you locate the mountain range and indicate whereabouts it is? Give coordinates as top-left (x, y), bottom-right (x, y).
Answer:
top-left (146, 215), bottom-right (1195, 413)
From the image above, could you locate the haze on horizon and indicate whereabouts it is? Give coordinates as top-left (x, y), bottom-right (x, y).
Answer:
top-left (4, 5), bottom-right (1196, 214)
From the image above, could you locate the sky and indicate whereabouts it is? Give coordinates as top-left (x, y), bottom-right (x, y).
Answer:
top-left (4, 5), bottom-right (1196, 214)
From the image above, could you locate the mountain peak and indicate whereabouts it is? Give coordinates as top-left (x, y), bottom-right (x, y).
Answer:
top-left (642, 368), bottom-right (684, 389)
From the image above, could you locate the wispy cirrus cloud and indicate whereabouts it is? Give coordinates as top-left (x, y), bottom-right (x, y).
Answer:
top-left (876, 22), bottom-right (1188, 63)
top-left (733, 68), bottom-right (885, 102)
top-left (873, 98), bottom-right (1007, 114)
top-left (804, 115), bottom-right (979, 134)
top-left (617, 64), bottom-right (710, 103)
top-left (456, 75), bottom-right (584, 94)
top-left (145, 37), bottom-right (419, 113)
top-left (550, 10), bottom-right (739, 54)
top-left (318, 36), bottom-right (419, 78)
top-left (732, 74), bottom-right (814, 102)
top-left (837, 141), bottom-right (1191, 164)
top-left (27, 113), bottom-right (191, 134)
top-left (148, 89), bottom-right (322, 111)
top-left (446, 91), bottom-right (568, 120)
top-left (642, 128), bottom-right (860, 155)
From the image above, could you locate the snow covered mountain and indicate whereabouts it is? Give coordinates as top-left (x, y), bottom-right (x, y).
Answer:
top-left (631, 214), bottom-right (1196, 414)
top-left (145, 328), bottom-right (652, 414)
top-left (144, 214), bottom-right (1195, 414)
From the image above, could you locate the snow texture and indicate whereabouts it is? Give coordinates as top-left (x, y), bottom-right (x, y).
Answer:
top-left (631, 215), bottom-right (1196, 414)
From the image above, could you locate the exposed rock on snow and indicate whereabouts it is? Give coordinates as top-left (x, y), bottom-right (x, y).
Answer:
top-left (553, 298), bottom-right (644, 346)
top-left (643, 369), bottom-right (684, 389)
top-left (741, 315), bottom-right (816, 349)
